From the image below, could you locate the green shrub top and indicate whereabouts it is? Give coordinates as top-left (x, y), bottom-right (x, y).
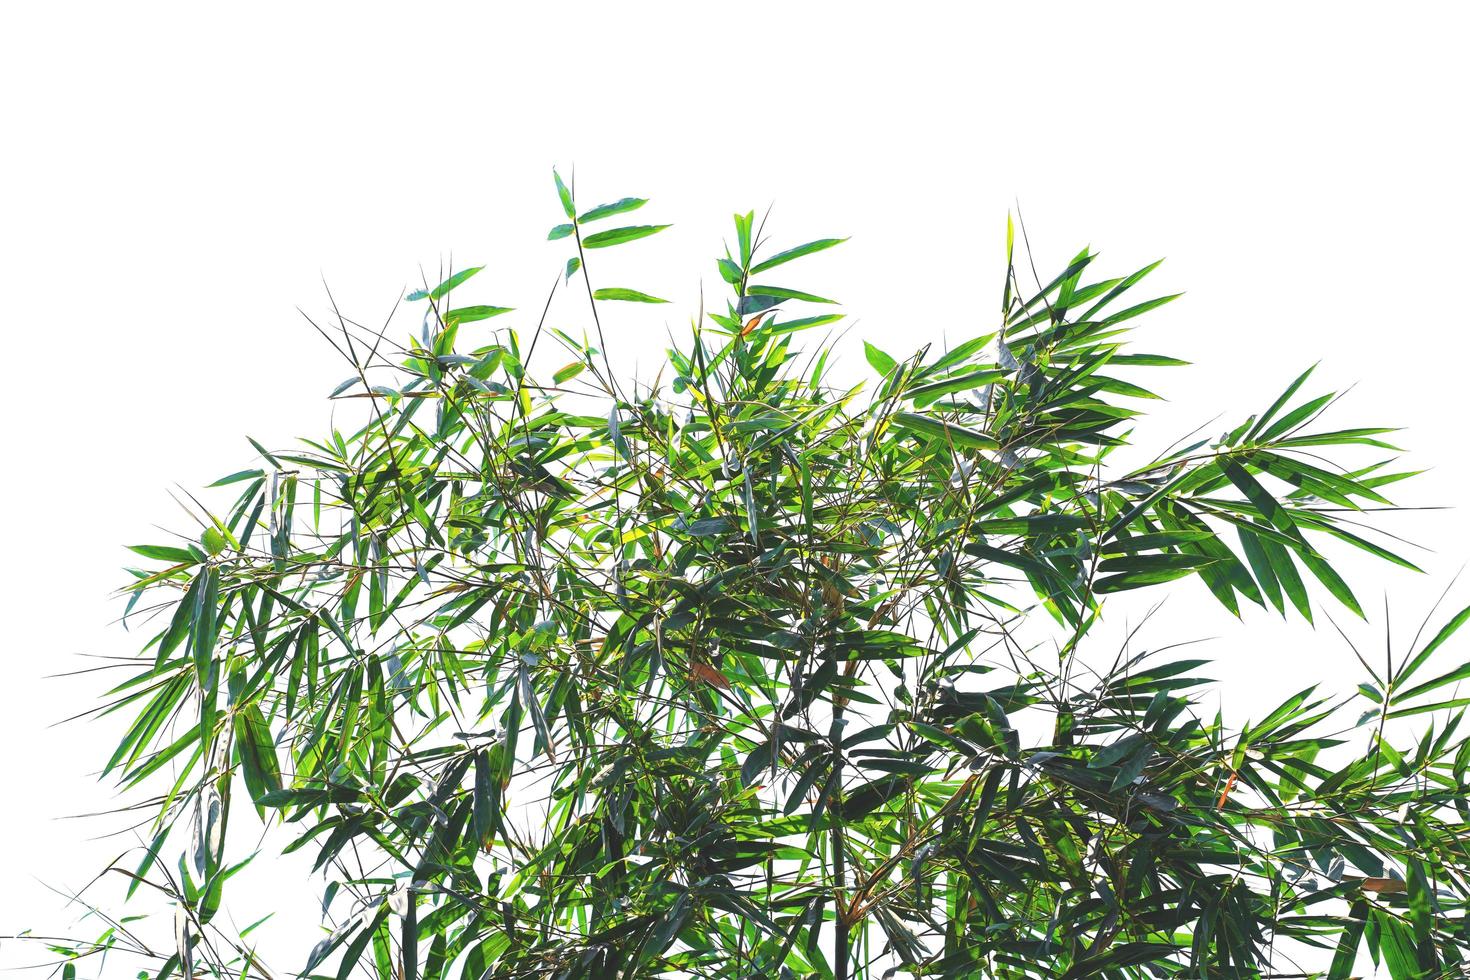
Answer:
top-left (70, 173), bottom-right (1470, 979)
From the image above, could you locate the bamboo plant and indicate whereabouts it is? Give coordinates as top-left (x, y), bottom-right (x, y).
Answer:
top-left (42, 172), bottom-right (1470, 979)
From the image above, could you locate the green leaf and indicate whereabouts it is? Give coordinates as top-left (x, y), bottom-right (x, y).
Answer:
top-left (582, 225), bottom-right (671, 249)
top-left (891, 412), bottom-right (998, 451)
top-left (1248, 364), bottom-right (1317, 441)
top-left (1098, 292), bottom-right (1182, 325)
top-left (1095, 553), bottom-right (1217, 575)
top-left (1102, 530), bottom-right (1215, 554)
top-left (127, 824), bottom-right (172, 899)
top-left (248, 435), bottom-right (281, 468)
top-left (156, 573), bottom-right (202, 665)
top-left (864, 341), bottom-right (897, 376)
top-left (1237, 526), bottom-right (1285, 614)
top-left (1062, 942), bottom-right (1177, 978)
top-left (592, 287), bottom-right (669, 303)
top-left (547, 223), bottom-right (574, 240)
top-left (578, 197), bottom-right (646, 223)
top-left (234, 703), bottom-right (282, 800)
top-left (1373, 908), bottom-right (1428, 980)
top-left (749, 237), bottom-right (847, 275)
top-left (1263, 534), bottom-right (1312, 620)
top-left (1330, 899), bottom-right (1369, 978)
top-left (1077, 258), bottom-right (1164, 321)
top-left (1392, 658), bottom-right (1470, 706)
top-left (734, 210), bottom-right (754, 265)
top-left (1220, 458), bottom-right (1306, 547)
top-left (553, 169), bottom-right (575, 219)
top-left (473, 748), bottom-right (497, 845)
top-left (1407, 858), bottom-right (1436, 974)
top-left (745, 285), bottom-right (837, 304)
top-left (406, 266), bottom-right (483, 302)
top-left (1395, 601), bottom-right (1470, 690)
top-left (737, 293), bottom-right (785, 316)
top-left (128, 544), bottom-right (198, 564)
top-left (768, 313), bottom-right (844, 334)
top-left (1260, 392), bottom-right (1334, 441)
top-left (904, 369), bottom-right (1006, 405)
top-left (1300, 549), bottom-right (1364, 617)
top-left (446, 305), bottom-right (513, 324)
top-left (208, 469), bottom-right (264, 488)
top-left (460, 933), bottom-right (511, 977)
top-left (1095, 562), bottom-right (1210, 593)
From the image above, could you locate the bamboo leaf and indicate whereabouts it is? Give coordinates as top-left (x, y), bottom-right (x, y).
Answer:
top-left (553, 169), bottom-right (575, 219)
top-left (749, 237), bottom-right (848, 275)
top-left (592, 287), bottom-right (669, 303)
top-left (578, 197), bottom-right (647, 223)
top-left (446, 305), bottom-right (513, 324)
top-left (892, 412), bottom-right (998, 451)
top-left (407, 266), bottom-right (483, 302)
top-left (234, 703), bottom-right (282, 801)
top-left (582, 225), bottom-right (670, 249)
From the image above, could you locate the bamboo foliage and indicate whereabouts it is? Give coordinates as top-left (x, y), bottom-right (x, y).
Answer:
top-left (52, 172), bottom-right (1470, 979)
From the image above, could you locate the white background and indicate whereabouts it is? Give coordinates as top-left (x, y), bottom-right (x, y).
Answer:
top-left (2, 3), bottom-right (1468, 975)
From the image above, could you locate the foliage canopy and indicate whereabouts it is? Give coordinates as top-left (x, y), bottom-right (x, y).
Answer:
top-left (45, 173), bottom-right (1470, 979)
